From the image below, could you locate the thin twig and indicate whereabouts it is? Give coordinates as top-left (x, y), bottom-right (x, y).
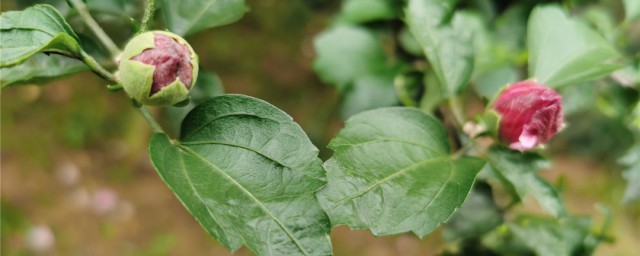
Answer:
top-left (135, 104), bottom-right (165, 134)
top-left (140, 0), bottom-right (156, 32)
top-left (80, 50), bottom-right (119, 84)
top-left (68, 0), bottom-right (121, 58)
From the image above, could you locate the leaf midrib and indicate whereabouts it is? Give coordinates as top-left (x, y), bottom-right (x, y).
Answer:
top-left (176, 143), bottom-right (311, 256)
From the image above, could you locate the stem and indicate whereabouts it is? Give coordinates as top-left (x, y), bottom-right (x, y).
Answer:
top-left (136, 104), bottom-right (165, 134)
top-left (69, 0), bottom-right (121, 58)
top-left (448, 97), bottom-right (466, 128)
top-left (140, 0), bottom-right (156, 32)
top-left (80, 50), bottom-right (119, 84)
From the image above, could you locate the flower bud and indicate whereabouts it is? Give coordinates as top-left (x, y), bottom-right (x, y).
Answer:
top-left (493, 80), bottom-right (563, 151)
top-left (119, 31), bottom-right (198, 105)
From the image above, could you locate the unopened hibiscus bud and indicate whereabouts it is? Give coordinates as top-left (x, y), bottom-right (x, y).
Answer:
top-left (492, 80), bottom-right (563, 151)
top-left (119, 31), bottom-right (198, 105)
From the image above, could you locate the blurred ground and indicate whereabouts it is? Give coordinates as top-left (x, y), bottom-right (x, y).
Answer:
top-left (1, 1), bottom-right (639, 255)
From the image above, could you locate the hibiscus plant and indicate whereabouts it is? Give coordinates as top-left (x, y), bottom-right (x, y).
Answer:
top-left (1, 0), bottom-right (639, 255)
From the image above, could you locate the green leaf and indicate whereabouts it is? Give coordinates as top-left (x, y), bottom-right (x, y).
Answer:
top-left (405, 0), bottom-right (474, 97)
top-left (509, 215), bottom-right (592, 256)
top-left (0, 4), bottom-right (82, 67)
top-left (164, 69), bottom-right (225, 134)
top-left (487, 146), bottom-right (567, 218)
top-left (317, 107), bottom-right (485, 237)
top-left (624, 0), bottom-right (640, 21)
top-left (527, 5), bottom-right (622, 88)
top-left (339, 70), bottom-right (400, 119)
top-left (0, 53), bottom-right (88, 88)
top-left (620, 144), bottom-right (640, 203)
top-left (443, 183), bottom-right (503, 241)
top-left (339, 0), bottom-right (397, 24)
top-left (158, 0), bottom-right (248, 36)
top-left (312, 25), bottom-right (388, 91)
top-left (149, 95), bottom-right (331, 255)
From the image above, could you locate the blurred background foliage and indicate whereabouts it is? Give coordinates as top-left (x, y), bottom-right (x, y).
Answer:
top-left (1, 0), bottom-right (639, 255)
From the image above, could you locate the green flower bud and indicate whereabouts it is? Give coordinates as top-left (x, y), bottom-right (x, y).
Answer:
top-left (119, 31), bottom-right (198, 106)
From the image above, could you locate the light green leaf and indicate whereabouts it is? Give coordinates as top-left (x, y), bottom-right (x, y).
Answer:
top-left (620, 144), bottom-right (640, 203)
top-left (339, 0), bottom-right (397, 24)
top-left (488, 146), bottom-right (567, 218)
top-left (150, 95), bottom-right (332, 255)
top-left (0, 53), bottom-right (88, 88)
top-left (527, 5), bottom-right (622, 88)
top-left (624, 0), bottom-right (640, 21)
top-left (339, 70), bottom-right (399, 119)
top-left (405, 0), bottom-right (474, 97)
top-left (158, 0), bottom-right (248, 36)
top-left (509, 215), bottom-right (592, 256)
top-left (312, 25), bottom-right (388, 91)
top-left (0, 4), bottom-right (81, 67)
top-left (317, 107), bottom-right (485, 237)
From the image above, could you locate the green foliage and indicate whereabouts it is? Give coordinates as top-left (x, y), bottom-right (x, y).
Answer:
top-left (312, 25), bottom-right (388, 91)
top-left (620, 144), bottom-right (640, 203)
top-left (317, 108), bottom-right (485, 237)
top-left (624, 0), bottom-right (640, 21)
top-left (527, 5), bottom-right (622, 88)
top-left (0, 53), bottom-right (88, 87)
top-left (158, 0), bottom-right (248, 36)
top-left (338, 0), bottom-right (398, 24)
top-left (149, 95), bottom-right (332, 255)
top-left (0, 4), bottom-right (82, 67)
top-left (488, 146), bottom-right (567, 218)
top-left (509, 215), bottom-right (593, 256)
top-left (405, 0), bottom-right (474, 98)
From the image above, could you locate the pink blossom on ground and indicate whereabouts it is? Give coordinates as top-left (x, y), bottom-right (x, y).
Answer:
top-left (91, 188), bottom-right (119, 215)
top-left (493, 80), bottom-right (563, 151)
top-left (26, 225), bottom-right (55, 253)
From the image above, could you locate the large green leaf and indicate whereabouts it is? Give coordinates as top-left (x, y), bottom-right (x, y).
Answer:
top-left (405, 0), bottom-right (474, 97)
top-left (158, 0), bottom-right (248, 36)
top-left (149, 95), bottom-right (332, 255)
top-left (312, 25), bottom-right (388, 91)
top-left (487, 146), bottom-right (566, 218)
top-left (339, 69), bottom-right (400, 119)
top-left (317, 107), bottom-right (485, 237)
top-left (527, 5), bottom-right (622, 88)
top-left (0, 4), bottom-right (81, 67)
top-left (509, 215), bottom-right (592, 256)
top-left (0, 53), bottom-right (88, 87)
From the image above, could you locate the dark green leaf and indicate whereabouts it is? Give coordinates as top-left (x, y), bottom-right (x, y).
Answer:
top-left (0, 4), bottom-right (81, 67)
top-left (527, 5), bottom-right (622, 88)
top-left (312, 25), bottom-right (388, 91)
top-left (487, 146), bottom-right (566, 218)
top-left (0, 53), bottom-right (88, 87)
top-left (158, 0), bottom-right (248, 36)
top-left (149, 95), bottom-right (331, 255)
top-left (339, 0), bottom-right (397, 24)
top-left (317, 107), bottom-right (485, 237)
top-left (405, 0), bottom-right (474, 97)
top-left (509, 215), bottom-right (591, 256)
top-left (443, 183), bottom-right (503, 241)
top-left (164, 70), bottom-right (225, 134)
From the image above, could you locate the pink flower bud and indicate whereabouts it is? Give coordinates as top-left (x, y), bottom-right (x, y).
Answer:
top-left (493, 81), bottom-right (563, 151)
top-left (119, 31), bottom-right (198, 106)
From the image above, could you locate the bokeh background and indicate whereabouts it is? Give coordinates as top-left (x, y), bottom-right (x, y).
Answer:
top-left (1, 0), bottom-right (639, 255)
